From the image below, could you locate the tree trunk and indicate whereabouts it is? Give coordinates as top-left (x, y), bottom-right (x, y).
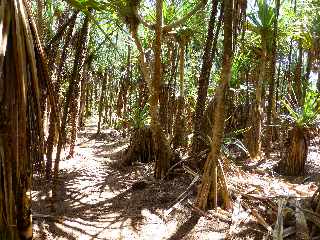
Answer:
top-left (173, 40), bottom-right (186, 148)
top-left (37, 0), bottom-right (43, 41)
top-left (0, 0), bottom-right (47, 238)
top-left (294, 41), bottom-right (303, 105)
top-left (265, 0), bottom-right (280, 157)
top-left (152, 0), bottom-right (173, 179)
top-left (78, 56), bottom-right (92, 130)
top-left (97, 73), bottom-right (108, 134)
top-left (192, 0), bottom-right (219, 155)
top-left (54, 13), bottom-right (90, 184)
top-left (317, 72), bottom-right (320, 92)
top-left (196, 0), bottom-right (233, 210)
top-left (247, 36), bottom-right (267, 160)
top-left (68, 14), bottom-right (90, 158)
top-left (45, 12), bottom-right (78, 179)
top-left (280, 127), bottom-right (308, 176)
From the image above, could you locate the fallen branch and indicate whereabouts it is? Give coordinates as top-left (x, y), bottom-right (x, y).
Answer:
top-left (273, 198), bottom-right (287, 240)
top-left (164, 175), bottom-right (200, 216)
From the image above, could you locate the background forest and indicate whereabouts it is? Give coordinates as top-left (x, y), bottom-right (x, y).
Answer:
top-left (1, 0), bottom-right (320, 239)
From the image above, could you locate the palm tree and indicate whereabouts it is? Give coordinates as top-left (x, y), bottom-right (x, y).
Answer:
top-left (0, 0), bottom-right (53, 238)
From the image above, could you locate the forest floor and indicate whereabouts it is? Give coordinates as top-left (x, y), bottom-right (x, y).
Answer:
top-left (32, 121), bottom-right (320, 240)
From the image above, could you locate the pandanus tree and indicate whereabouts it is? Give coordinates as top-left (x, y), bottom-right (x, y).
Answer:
top-left (196, 0), bottom-right (233, 210)
top-left (191, 0), bottom-right (219, 155)
top-left (0, 0), bottom-right (56, 238)
top-left (278, 90), bottom-right (320, 175)
top-left (111, 0), bottom-right (207, 178)
top-left (246, 0), bottom-right (275, 160)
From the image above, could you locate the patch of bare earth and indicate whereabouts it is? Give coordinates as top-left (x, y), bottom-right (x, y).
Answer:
top-left (32, 123), bottom-right (320, 240)
top-left (32, 124), bottom-right (227, 240)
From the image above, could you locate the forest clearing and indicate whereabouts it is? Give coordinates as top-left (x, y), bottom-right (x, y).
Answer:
top-left (1, 0), bottom-right (320, 239)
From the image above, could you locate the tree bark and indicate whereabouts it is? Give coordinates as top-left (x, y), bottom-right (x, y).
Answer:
top-left (45, 12), bottom-right (78, 179)
top-left (0, 0), bottom-right (47, 238)
top-left (54, 13), bottom-right (90, 184)
top-left (173, 39), bottom-right (186, 149)
top-left (97, 72), bottom-right (108, 134)
top-left (68, 14), bottom-right (90, 158)
top-left (152, 0), bottom-right (173, 179)
top-left (265, 0), bottom-right (280, 157)
top-left (196, 0), bottom-right (233, 210)
top-left (192, 0), bottom-right (219, 155)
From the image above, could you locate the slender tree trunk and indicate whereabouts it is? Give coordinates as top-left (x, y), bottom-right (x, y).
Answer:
top-left (192, 0), bottom-right (219, 155)
top-left (248, 36), bottom-right (267, 160)
top-left (294, 41), bottom-right (303, 105)
top-left (265, 0), bottom-right (280, 157)
top-left (317, 72), bottom-right (320, 92)
top-left (37, 0), bottom-right (43, 41)
top-left (45, 12), bottom-right (78, 179)
top-left (78, 56), bottom-right (92, 130)
top-left (173, 39), bottom-right (186, 148)
top-left (68, 15), bottom-right (90, 158)
top-left (97, 73), bottom-right (108, 134)
top-left (54, 13), bottom-right (90, 185)
top-left (196, 0), bottom-right (233, 210)
top-left (153, 0), bottom-right (173, 179)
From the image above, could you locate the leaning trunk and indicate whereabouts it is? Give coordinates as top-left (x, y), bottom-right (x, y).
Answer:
top-left (68, 15), bottom-right (90, 158)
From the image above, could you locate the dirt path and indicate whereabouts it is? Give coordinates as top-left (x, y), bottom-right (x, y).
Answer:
top-left (32, 124), bottom-right (228, 240)
top-left (32, 122), bottom-right (320, 240)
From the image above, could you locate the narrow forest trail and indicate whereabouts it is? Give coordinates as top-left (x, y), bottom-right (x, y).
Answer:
top-left (32, 121), bottom-right (228, 240)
